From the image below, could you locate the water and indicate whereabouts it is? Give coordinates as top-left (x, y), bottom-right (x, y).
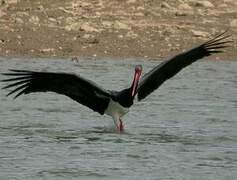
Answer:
top-left (0, 57), bottom-right (236, 180)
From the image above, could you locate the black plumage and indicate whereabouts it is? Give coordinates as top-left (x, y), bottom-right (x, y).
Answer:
top-left (2, 70), bottom-right (112, 114)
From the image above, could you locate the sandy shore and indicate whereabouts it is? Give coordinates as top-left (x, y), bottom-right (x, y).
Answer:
top-left (0, 0), bottom-right (236, 60)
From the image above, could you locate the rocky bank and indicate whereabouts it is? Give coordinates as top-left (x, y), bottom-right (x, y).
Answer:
top-left (0, 0), bottom-right (236, 60)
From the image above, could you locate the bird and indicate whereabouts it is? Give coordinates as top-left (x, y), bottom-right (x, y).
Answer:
top-left (1, 31), bottom-right (232, 132)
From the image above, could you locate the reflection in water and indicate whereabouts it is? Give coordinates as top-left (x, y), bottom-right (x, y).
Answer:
top-left (0, 57), bottom-right (237, 179)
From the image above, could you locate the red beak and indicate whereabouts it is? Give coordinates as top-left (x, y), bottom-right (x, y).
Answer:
top-left (131, 67), bottom-right (142, 97)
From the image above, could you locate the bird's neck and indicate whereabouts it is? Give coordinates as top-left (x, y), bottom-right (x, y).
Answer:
top-left (113, 88), bottom-right (134, 108)
top-left (113, 69), bottom-right (140, 108)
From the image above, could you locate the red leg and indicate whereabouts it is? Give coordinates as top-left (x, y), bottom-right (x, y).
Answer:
top-left (119, 118), bottom-right (124, 132)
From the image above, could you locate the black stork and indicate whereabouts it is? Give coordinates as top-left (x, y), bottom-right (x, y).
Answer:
top-left (2, 31), bottom-right (232, 132)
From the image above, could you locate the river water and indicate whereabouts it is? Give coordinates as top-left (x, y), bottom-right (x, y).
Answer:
top-left (0, 57), bottom-right (236, 180)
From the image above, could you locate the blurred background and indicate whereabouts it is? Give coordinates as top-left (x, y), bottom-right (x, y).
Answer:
top-left (0, 0), bottom-right (236, 60)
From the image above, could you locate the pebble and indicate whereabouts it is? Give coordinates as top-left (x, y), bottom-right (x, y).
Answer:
top-left (37, 5), bottom-right (44, 11)
top-left (125, 31), bottom-right (138, 39)
top-left (191, 30), bottom-right (209, 37)
top-left (230, 19), bottom-right (237, 27)
top-left (161, 2), bottom-right (172, 9)
top-left (29, 16), bottom-right (40, 24)
top-left (195, 1), bottom-right (214, 8)
top-left (48, 18), bottom-right (57, 23)
top-left (15, 17), bottom-right (24, 24)
top-left (65, 17), bottom-right (75, 24)
top-left (65, 22), bottom-right (81, 31)
top-left (82, 34), bottom-right (90, 39)
top-left (40, 48), bottom-right (54, 53)
top-left (175, 11), bottom-right (193, 16)
top-left (178, 3), bottom-right (192, 10)
top-left (218, 4), bottom-right (228, 8)
top-left (114, 21), bottom-right (131, 30)
top-left (102, 21), bottom-right (113, 28)
top-left (7, 0), bottom-right (18, 4)
top-left (127, 0), bottom-right (136, 4)
top-left (0, 9), bottom-right (6, 17)
top-left (16, 12), bottom-right (30, 17)
top-left (80, 23), bottom-right (99, 32)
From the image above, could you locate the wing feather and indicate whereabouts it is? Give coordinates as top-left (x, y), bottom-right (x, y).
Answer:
top-left (137, 31), bottom-right (232, 101)
top-left (2, 70), bottom-right (111, 114)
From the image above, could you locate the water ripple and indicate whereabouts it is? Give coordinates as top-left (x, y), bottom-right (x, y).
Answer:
top-left (0, 57), bottom-right (237, 179)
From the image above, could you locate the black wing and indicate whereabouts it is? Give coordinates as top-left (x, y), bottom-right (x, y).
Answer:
top-left (2, 70), bottom-right (111, 114)
top-left (137, 31), bottom-right (232, 101)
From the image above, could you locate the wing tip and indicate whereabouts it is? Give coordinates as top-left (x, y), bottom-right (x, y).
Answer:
top-left (4, 83), bottom-right (29, 98)
top-left (1, 69), bottom-right (32, 98)
top-left (203, 30), bottom-right (232, 55)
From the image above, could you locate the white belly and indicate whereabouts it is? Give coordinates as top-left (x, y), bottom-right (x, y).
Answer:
top-left (105, 99), bottom-right (129, 118)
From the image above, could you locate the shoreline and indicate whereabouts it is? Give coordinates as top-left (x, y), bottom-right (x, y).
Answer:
top-left (1, 55), bottom-right (236, 62)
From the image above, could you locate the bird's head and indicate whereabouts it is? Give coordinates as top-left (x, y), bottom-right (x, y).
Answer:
top-left (131, 65), bottom-right (142, 97)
